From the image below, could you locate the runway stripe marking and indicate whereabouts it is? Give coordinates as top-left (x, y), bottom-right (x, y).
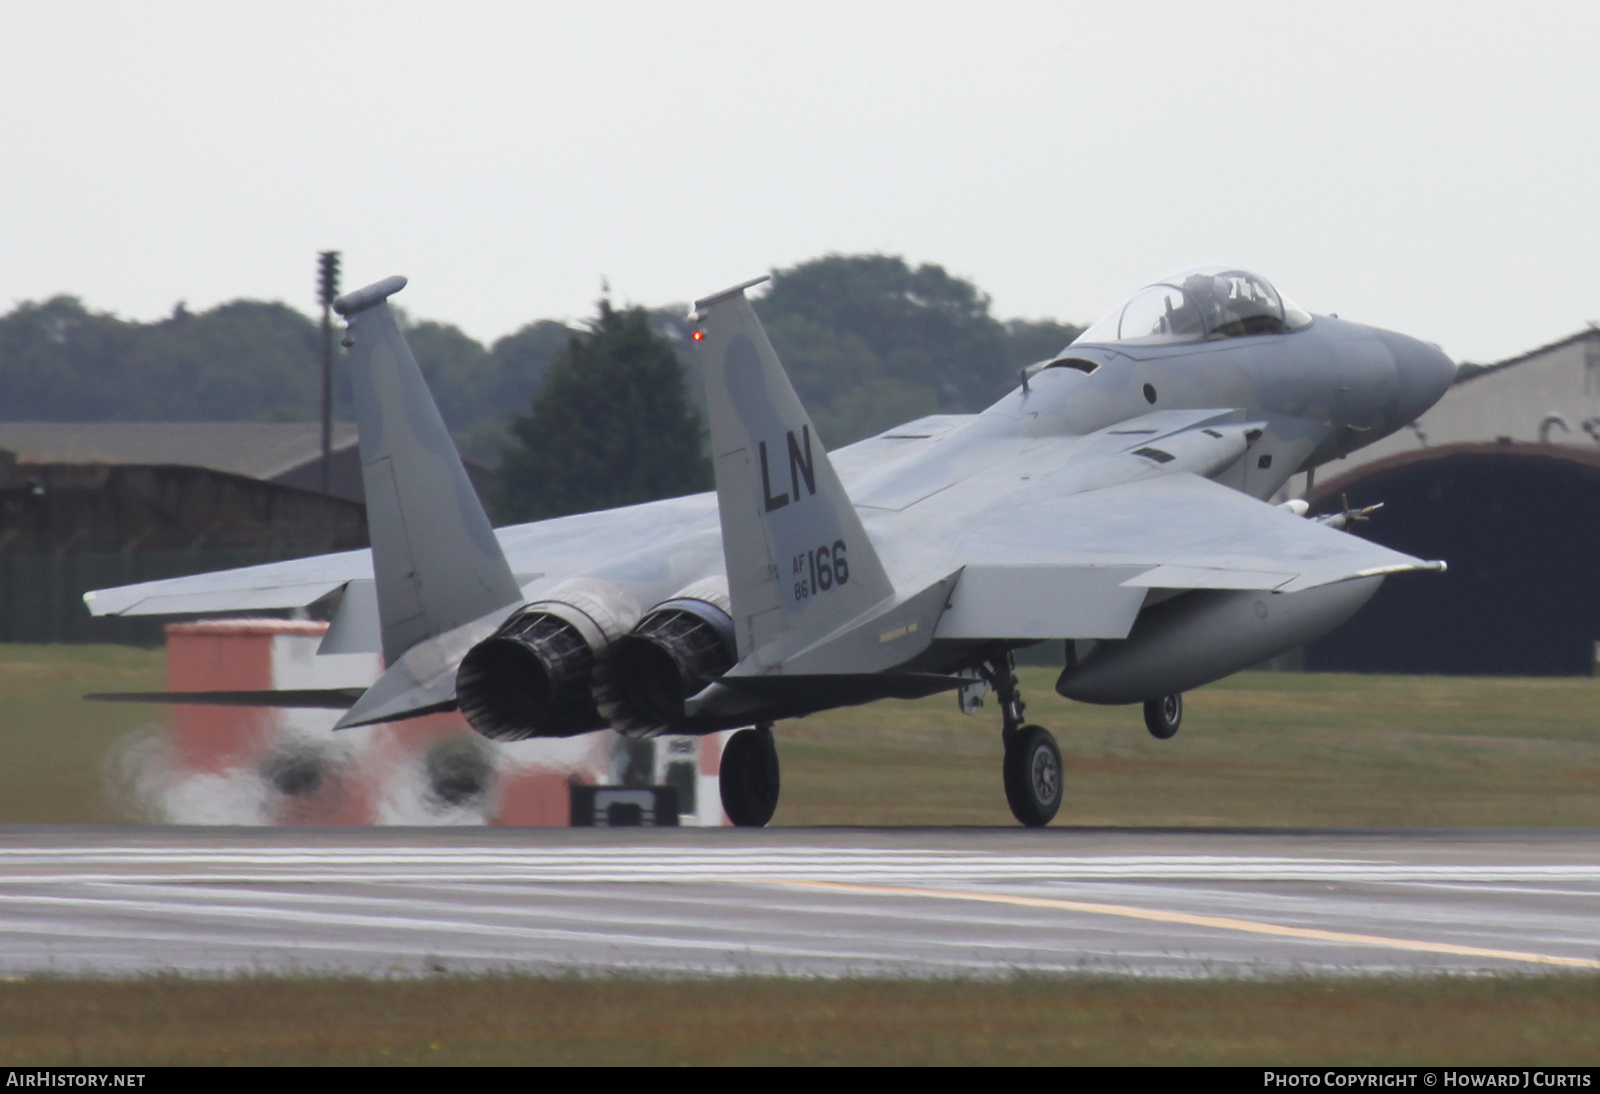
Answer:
top-left (0, 888), bottom-right (1142, 964)
top-left (6, 848), bottom-right (1600, 885)
top-left (0, 892), bottom-right (936, 967)
top-left (8, 856), bottom-right (1600, 884)
top-left (769, 880), bottom-right (1600, 970)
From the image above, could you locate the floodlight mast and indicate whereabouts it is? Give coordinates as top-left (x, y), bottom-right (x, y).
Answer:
top-left (317, 251), bottom-right (342, 495)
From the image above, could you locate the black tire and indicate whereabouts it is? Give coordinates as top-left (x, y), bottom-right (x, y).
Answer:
top-left (1143, 693), bottom-right (1182, 740)
top-left (1002, 724), bottom-right (1062, 827)
top-left (720, 725), bottom-right (780, 827)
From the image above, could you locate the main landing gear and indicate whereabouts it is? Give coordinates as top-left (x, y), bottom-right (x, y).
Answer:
top-left (720, 722), bottom-right (780, 827)
top-left (984, 654), bottom-right (1062, 828)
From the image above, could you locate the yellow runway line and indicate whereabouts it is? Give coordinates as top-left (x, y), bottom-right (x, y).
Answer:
top-left (762, 879), bottom-right (1600, 970)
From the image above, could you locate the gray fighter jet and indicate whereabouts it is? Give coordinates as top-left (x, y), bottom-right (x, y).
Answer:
top-left (84, 265), bottom-right (1455, 826)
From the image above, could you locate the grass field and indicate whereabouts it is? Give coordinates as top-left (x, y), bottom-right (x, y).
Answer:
top-left (773, 666), bottom-right (1600, 827)
top-left (0, 645), bottom-right (1599, 827)
top-left (5, 973), bottom-right (1600, 1065)
top-left (4, 646), bottom-right (1600, 1064)
top-left (0, 644), bottom-right (164, 824)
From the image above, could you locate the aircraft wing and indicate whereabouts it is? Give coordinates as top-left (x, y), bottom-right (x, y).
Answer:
top-left (961, 470), bottom-right (1434, 592)
top-left (924, 471), bottom-right (1439, 643)
top-left (83, 493), bottom-right (720, 619)
top-left (82, 549), bottom-right (372, 617)
top-left (933, 468), bottom-right (1436, 633)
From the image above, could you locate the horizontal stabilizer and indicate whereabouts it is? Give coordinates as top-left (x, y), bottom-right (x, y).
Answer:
top-left (332, 611), bottom-right (500, 729)
top-left (333, 666), bottom-right (459, 728)
top-left (86, 688), bottom-right (365, 709)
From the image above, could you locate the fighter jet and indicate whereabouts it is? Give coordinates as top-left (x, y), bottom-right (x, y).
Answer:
top-left (84, 265), bottom-right (1455, 826)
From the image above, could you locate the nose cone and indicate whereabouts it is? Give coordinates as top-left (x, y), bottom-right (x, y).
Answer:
top-left (1385, 332), bottom-right (1457, 423)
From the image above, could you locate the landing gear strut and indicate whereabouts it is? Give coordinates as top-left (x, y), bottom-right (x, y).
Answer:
top-left (985, 653), bottom-right (1062, 827)
top-left (1143, 693), bottom-right (1183, 740)
top-left (720, 722), bottom-right (780, 827)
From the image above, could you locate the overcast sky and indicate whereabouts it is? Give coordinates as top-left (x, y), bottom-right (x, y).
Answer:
top-left (1, 1), bottom-right (1595, 364)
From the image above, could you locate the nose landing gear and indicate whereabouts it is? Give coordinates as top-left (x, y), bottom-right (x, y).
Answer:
top-left (985, 653), bottom-right (1063, 827)
top-left (1144, 693), bottom-right (1183, 739)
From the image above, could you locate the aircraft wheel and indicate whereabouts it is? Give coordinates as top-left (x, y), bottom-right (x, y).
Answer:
top-left (720, 724), bottom-right (780, 827)
top-left (1002, 724), bottom-right (1062, 827)
top-left (1143, 693), bottom-right (1183, 740)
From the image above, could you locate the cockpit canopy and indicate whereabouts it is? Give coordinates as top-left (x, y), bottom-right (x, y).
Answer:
top-left (1073, 266), bottom-right (1313, 347)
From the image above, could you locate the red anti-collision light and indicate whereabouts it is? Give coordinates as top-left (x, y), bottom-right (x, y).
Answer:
top-left (692, 330), bottom-right (704, 341)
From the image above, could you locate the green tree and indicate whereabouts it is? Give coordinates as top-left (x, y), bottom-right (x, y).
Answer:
top-left (471, 319), bottom-right (579, 461)
top-left (755, 254), bottom-right (1015, 447)
top-left (0, 259), bottom-right (1085, 465)
top-left (493, 300), bottom-right (711, 523)
top-left (0, 297), bottom-right (323, 422)
top-left (0, 296), bottom-right (139, 420)
top-left (402, 318), bottom-right (504, 463)
top-left (1004, 318), bottom-right (1086, 373)
top-left (125, 300), bottom-right (323, 421)
top-left (493, 319), bottom-right (574, 404)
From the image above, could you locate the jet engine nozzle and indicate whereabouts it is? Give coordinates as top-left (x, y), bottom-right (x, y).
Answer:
top-left (455, 580), bottom-right (642, 740)
top-left (457, 610), bottom-right (602, 740)
top-left (593, 581), bottom-right (735, 736)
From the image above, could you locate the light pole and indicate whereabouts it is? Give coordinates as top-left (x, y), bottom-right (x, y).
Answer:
top-left (317, 251), bottom-right (341, 495)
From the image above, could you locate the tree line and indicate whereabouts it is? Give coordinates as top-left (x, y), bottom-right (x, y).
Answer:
top-left (0, 254), bottom-right (1083, 519)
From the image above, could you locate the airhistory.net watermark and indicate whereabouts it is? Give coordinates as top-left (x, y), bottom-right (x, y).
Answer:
top-left (5, 1074), bottom-right (146, 1088)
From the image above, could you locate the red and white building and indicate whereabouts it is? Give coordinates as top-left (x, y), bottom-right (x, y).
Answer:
top-left (131, 619), bottom-right (728, 827)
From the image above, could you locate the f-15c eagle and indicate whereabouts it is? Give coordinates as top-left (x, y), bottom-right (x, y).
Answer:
top-left (85, 266), bottom-right (1454, 826)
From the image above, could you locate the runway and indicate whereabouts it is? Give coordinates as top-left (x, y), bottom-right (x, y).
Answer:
top-left (1, 827), bottom-right (1599, 978)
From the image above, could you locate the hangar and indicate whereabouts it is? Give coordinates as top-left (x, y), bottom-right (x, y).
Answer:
top-left (0, 422), bottom-right (505, 643)
top-left (0, 423), bottom-right (370, 643)
top-left (1305, 326), bottom-right (1600, 675)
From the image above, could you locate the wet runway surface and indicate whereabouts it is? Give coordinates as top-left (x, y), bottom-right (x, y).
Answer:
top-left (2, 827), bottom-right (1599, 978)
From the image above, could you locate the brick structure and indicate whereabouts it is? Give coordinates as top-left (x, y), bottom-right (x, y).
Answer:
top-left (150, 618), bottom-right (727, 826)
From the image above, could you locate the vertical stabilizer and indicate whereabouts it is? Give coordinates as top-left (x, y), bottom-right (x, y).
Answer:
top-left (690, 278), bottom-right (894, 670)
top-left (334, 277), bottom-right (522, 665)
